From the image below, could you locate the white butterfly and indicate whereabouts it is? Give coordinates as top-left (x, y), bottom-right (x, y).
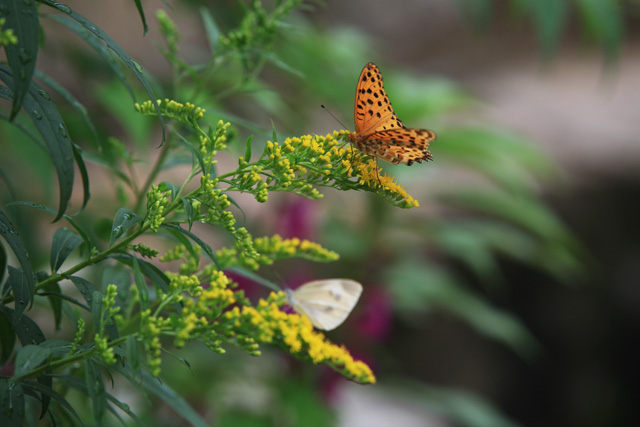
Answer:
top-left (287, 279), bottom-right (363, 331)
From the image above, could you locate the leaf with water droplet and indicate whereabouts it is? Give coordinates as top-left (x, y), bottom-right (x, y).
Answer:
top-left (109, 208), bottom-right (142, 247)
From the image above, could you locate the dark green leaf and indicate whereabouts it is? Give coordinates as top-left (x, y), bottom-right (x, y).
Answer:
top-left (0, 379), bottom-right (25, 426)
top-left (0, 209), bottom-right (34, 298)
top-left (39, 1), bottom-right (166, 142)
top-left (85, 359), bottom-right (106, 425)
top-left (159, 181), bottom-right (180, 201)
top-left (173, 130), bottom-right (206, 174)
top-left (181, 198), bottom-right (195, 231)
top-left (42, 282), bottom-right (64, 330)
top-left (126, 335), bottom-right (141, 380)
top-left (117, 368), bottom-right (209, 427)
top-left (0, 311), bottom-right (16, 364)
top-left (3, 0), bottom-right (39, 120)
top-left (0, 66), bottom-right (75, 221)
top-left (71, 143), bottom-right (91, 212)
top-left (0, 306), bottom-right (45, 345)
top-left (0, 240), bottom-right (7, 286)
top-left (160, 223), bottom-right (221, 269)
top-left (50, 227), bottom-right (82, 273)
top-left (131, 256), bottom-right (149, 310)
top-left (5, 201), bottom-right (93, 252)
top-left (67, 275), bottom-right (99, 306)
top-left (12, 344), bottom-right (52, 380)
top-left (108, 254), bottom-right (170, 294)
top-left (22, 379), bottom-right (81, 424)
top-left (109, 208), bottom-right (142, 247)
top-left (132, 0), bottom-right (148, 34)
top-left (7, 267), bottom-right (30, 321)
top-left (91, 291), bottom-right (104, 335)
top-left (35, 70), bottom-right (99, 145)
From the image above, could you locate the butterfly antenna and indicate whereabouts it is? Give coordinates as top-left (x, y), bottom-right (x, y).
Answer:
top-left (321, 105), bottom-right (349, 130)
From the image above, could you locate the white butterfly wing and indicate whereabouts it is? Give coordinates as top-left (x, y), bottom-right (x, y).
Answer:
top-left (288, 279), bottom-right (363, 331)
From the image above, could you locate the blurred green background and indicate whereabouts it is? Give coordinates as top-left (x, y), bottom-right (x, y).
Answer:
top-left (2, 0), bottom-right (639, 425)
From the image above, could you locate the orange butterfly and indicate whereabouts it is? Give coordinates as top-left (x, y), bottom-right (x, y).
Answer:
top-left (348, 62), bottom-right (436, 166)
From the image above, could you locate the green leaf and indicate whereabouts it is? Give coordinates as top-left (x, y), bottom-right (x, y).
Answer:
top-left (0, 236), bottom-right (7, 286)
top-left (2, 0), bottom-right (39, 120)
top-left (200, 7), bottom-right (220, 53)
top-left (39, 1), bottom-right (166, 142)
top-left (0, 209), bottom-right (34, 299)
top-left (6, 267), bottom-right (30, 321)
top-left (132, 0), bottom-right (148, 34)
top-left (126, 335), bottom-right (141, 380)
top-left (0, 379), bottom-right (25, 426)
top-left (85, 359), bottom-right (107, 425)
top-left (108, 254), bottom-right (170, 294)
top-left (181, 198), bottom-right (195, 231)
top-left (6, 201), bottom-right (93, 252)
top-left (109, 208), bottom-right (142, 247)
top-left (22, 379), bottom-right (81, 424)
top-left (35, 70), bottom-right (99, 146)
top-left (42, 282), bottom-right (63, 330)
top-left (71, 143), bottom-right (91, 212)
top-left (131, 256), bottom-right (149, 310)
top-left (0, 306), bottom-right (45, 345)
top-left (0, 66), bottom-right (75, 222)
top-left (0, 311), bottom-right (16, 365)
top-left (118, 368), bottom-right (209, 427)
top-left (160, 223), bottom-right (221, 269)
top-left (159, 181), bottom-right (180, 201)
top-left (50, 227), bottom-right (83, 273)
top-left (244, 134), bottom-right (253, 162)
top-left (12, 344), bottom-right (52, 380)
top-left (91, 291), bottom-right (104, 335)
top-left (174, 130), bottom-right (206, 174)
top-left (67, 275), bottom-right (99, 306)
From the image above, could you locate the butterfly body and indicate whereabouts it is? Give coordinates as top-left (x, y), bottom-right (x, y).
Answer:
top-left (287, 279), bottom-right (363, 331)
top-left (349, 62), bottom-right (436, 166)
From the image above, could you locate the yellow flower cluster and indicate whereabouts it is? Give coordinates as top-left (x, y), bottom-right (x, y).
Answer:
top-left (225, 292), bottom-right (375, 384)
top-left (135, 98), bottom-right (205, 126)
top-left (355, 159), bottom-right (420, 208)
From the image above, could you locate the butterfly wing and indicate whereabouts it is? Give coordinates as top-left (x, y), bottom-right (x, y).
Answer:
top-left (288, 279), bottom-right (363, 331)
top-left (351, 62), bottom-right (436, 165)
top-left (353, 62), bottom-right (405, 135)
top-left (360, 128), bottom-right (436, 165)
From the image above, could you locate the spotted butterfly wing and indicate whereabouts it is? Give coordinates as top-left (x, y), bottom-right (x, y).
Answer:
top-left (348, 62), bottom-right (436, 165)
top-left (287, 279), bottom-right (363, 331)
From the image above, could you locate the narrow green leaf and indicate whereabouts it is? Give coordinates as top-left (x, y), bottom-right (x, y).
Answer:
top-left (67, 275), bottom-right (99, 306)
top-left (85, 359), bottom-right (107, 425)
top-left (6, 201), bottom-right (94, 252)
top-left (132, 0), bottom-right (149, 34)
top-left (91, 291), bottom-right (104, 335)
top-left (160, 223), bottom-right (221, 269)
top-left (0, 66), bottom-right (75, 221)
top-left (0, 306), bottom-right (45, 345)
top-left (35, 70), bottom-right (99, 145)
top-left (117, 368), bottom-right (209, 427)
top-left (71, 143), bottom-right (91, 212)
top-left (3, 0), bottom-right (39, 120)
top-left (39, 1), bottom-right (166, 142)
top-left (108, 254), bottom-right (170, 294)
top-left (131, 256), bottom-right (149, 310)
top-left (200, 7), bottom-right (220, 53)
top-left (181, 198), bottom-right (195, 231)
top-left (22, 379), bottom-right (81, 424)
top-left (42, 282), bottom-right (63, 330)
top-left (0, 379), bottom-right (25, 426)
top-left (244, 134), bottom-right (253, 162)
top-left (109, 208), bottom-right (142, 247)
top-left (12, 344), bottom-right (52, 380)
top-left (174, 130), bottom-right (206, 174)
top-left (159, 181), bottom-right (180, 201)
top-left (0, 311), bottom-right (16, 365)
top-left (271, 119), bottom-right (278, 143)
top-left (0, 240), bottom-right (7, 286)
top-left (50, 227), bottom-right (82, 273)
top-left (0, 209), bottom-right (34, 298)
top-left (7, 267), bottom-right (30, 322)
top-left (126, 335), bottom-right (141, 380)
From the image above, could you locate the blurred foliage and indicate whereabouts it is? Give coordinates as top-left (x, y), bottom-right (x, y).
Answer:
top-left (0, 0), bottom-right (623, 425)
